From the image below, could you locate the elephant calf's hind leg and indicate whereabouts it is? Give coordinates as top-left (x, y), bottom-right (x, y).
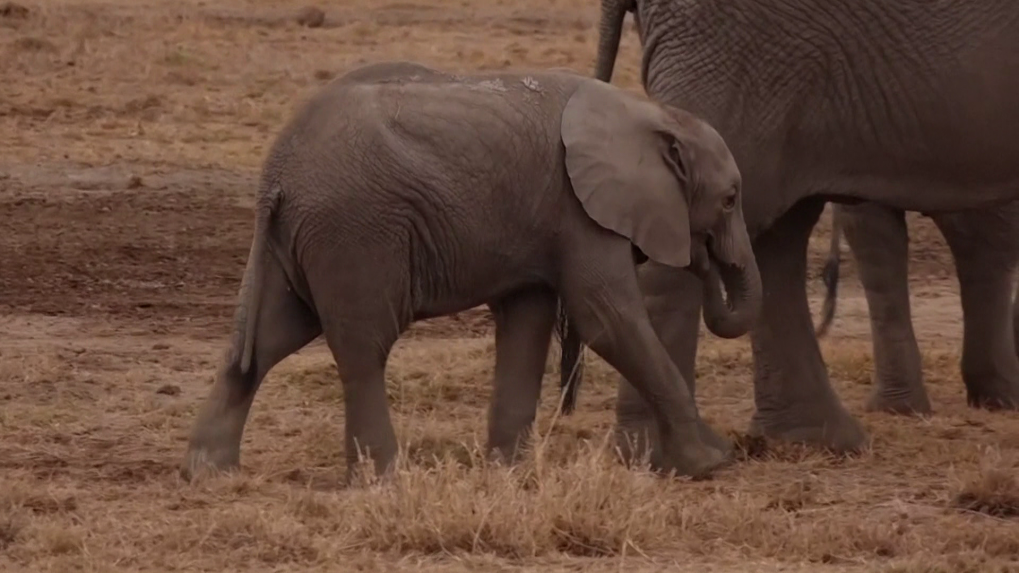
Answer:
top-left (182, 257), bottom-right (322, 481)
top-left (325, 327), bottom-right (402, 483)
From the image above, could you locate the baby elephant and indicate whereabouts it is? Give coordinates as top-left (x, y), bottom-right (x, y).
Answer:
top-left (180, 61), bottom-right (761, 482)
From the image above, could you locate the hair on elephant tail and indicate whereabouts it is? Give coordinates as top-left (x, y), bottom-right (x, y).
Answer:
top-left (815, 206), bottom-right (843, 338)
top-left (239, 182), bottom-right (283, 374)
top-left (554, 300), bottom-right (585, 415)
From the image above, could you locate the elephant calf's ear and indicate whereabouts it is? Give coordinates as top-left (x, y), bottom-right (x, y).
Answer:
top-left (560, 81), bottom-right (692, 269)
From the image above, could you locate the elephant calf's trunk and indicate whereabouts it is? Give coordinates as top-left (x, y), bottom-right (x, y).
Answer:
top-left (699, 250), bottom-right (762, 339)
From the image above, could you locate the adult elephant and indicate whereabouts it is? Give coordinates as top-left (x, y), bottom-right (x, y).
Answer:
top-left (558, 0), bottom-right (1019, 461)
top-left (813, 202), bottom-right (1019, 413)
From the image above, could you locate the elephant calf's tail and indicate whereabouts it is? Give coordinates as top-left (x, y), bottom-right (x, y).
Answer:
top-left (815, 207), bottom-right (843, 338)
top-left (239, 182), bottom-right (283, 374)
top-left (555, 301), bottom-right (585, 415)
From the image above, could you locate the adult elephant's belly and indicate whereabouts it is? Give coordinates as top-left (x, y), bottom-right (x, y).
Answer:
top-left (814, 171), bottom-right (1019, 216)
top-left (818, 98), bottom-right (1019, 213)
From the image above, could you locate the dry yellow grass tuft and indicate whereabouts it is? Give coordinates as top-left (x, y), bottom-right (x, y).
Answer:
top-left (952, 451), bottom-right (1019, 519)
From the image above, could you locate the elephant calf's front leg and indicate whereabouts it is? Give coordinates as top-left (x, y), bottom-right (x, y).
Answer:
top-left (561, 248), bottom-right (729, 478)
top-left (486, 289), bottom-right (558, 463)
top-left (613, 262), bottom-right (734, 464)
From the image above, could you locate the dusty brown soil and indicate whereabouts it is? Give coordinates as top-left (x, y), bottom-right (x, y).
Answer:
top-left (2, 1), bottom-right (1018, 572)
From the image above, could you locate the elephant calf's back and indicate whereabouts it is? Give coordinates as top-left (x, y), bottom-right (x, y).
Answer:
top-left (269, 74), bottom-right (572, 322)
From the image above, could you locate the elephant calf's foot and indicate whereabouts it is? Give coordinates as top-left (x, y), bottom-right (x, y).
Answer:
top-left (485, 440), bottom-right (532, 467)
top-left (614, 421), bottom-right (732, 479)
top-left (865, 386), bottom-right (933, 416)
top-left (748, 401), bottom-right (868, 454)
top-left (179, 444), bottom-right (241, 482)
top-left (697, 419), bottom-right (735, 454)
top-left (966, 378), bottom-right (1019, 410)
top-left (615, 418), bottom-right (734, 468)
top-left (663, 440), bottom-right (731, 480)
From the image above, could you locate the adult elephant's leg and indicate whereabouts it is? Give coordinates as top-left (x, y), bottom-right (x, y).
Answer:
top-left (614, 262), bottom-right (732, 469)
top-left (932, 208), bottom-right (1019, 410)
top-left (748, 199), bottom-right (867, 451)
top-left (486, 288), bottom-right (558, 463)
top-left (840, 202), bottom-right (931, 414)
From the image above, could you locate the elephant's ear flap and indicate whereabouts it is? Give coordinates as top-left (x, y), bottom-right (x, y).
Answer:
top-left (560, 81), bottom-right (692, 268)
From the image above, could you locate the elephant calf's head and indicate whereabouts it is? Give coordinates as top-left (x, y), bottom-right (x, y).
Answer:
top-left (560, 79), bottom-right (762, 339)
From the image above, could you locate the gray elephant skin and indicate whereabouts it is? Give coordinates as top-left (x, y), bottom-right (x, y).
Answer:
top-left (814, 202), bottom-right (1019, 414)
top-left (558, 0), bottom-right (1019, 462)
top-left (180, 61), bottom-right (762, 481)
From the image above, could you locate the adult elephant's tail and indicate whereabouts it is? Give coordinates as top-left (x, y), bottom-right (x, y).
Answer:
top-left (556, 0), bottom-right (635, 416)
top-left (555, 302), bottom-right (584, 415)
top-left (594, 0), bottom-right (632, 83)
top-left (815, 205), bottom-right (843, 338)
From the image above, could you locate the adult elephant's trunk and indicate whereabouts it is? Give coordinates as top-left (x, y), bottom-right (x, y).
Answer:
top-left (594, 0), bottom-right (631, 82)
top-left (696, 226), bottom-right (763, 339)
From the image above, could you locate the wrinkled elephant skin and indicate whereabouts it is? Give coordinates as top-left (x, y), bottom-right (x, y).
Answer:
top-left (558, 0), bottom-right (1019, 462)
top-left (180, 61), bottom-right (761, 482)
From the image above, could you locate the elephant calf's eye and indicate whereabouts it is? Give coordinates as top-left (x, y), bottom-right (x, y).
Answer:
top-left (722, 194), bottom-right (737, 211)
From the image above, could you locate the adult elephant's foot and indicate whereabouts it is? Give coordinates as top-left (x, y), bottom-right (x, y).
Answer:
top-left (865, 385), bottom-right (933, 415)
top-left (958, 323), bottom-right (1019, 411)
top-left (747, 400), bottom-right (868, 453)
top-left (966, 376), bottom-right (1019, 410)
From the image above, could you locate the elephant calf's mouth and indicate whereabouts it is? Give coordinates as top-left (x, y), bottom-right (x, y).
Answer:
top-left (697, 235), bottom-right (761, 340)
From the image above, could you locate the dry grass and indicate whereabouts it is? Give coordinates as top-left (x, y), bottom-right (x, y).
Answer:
top-left (2, 329), bottom-right (1019, 572)
top-left (2, 0), bottom-right (1019, 571)
top-left (0, 0), bottom-right (644, 171)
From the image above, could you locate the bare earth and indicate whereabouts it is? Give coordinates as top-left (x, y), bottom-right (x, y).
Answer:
top-left (2, 1), bottom-right (1018, 571)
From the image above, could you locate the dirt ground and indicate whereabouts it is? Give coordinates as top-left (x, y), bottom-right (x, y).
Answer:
top-left (2, 0), bottom-right (1018, 571)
